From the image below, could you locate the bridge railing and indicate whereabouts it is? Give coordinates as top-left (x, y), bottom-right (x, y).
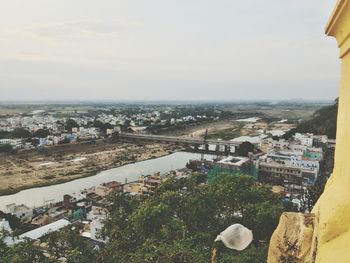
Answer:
top-left (118, 132), bottom-right (241, 146)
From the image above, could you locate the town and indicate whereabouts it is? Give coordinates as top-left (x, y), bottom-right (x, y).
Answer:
top-left (0, 100), bottom-right (337, 262)
top-left (0, 128), bottom-right (335, 255)
top-left (0, 101), bottom-right (322, 151)
top-left (1, 0), bottom-right (348, 261)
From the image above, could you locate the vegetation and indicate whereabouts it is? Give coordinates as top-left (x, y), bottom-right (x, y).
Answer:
top-left (0, 144), bottom-right (12, 153)
top-left (236, 142), bottom-right (255, 157)
top-left (44, 227), bottom-right (98, 263)
top-left (0, 128), bottom-right (31, 140)
top-left (92, 120), bottom-right (113, 133)
top-left (99, 173), bottom-right (284, 263)
top-left (65, 119), bottom-right (79, 132)
top-left (0, 238), bottom-right (53, 263)
top-left (34, 129), bottom-right (50, 138)
top-left (0, 173), bottom-right (285, 262)
top-left (0, 211), bottom-right (34, 235)
top-left (283, 99), bottom-right (338, 139)
top-left (206, 124), bottom-right (244, 141)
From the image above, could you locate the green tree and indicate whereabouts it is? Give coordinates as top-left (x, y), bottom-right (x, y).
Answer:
top-left (0, 144), bottom-right (12, 153)
top-left (11, 128), bottom-right (31, 139)
top-left (0, 229), bottom-right (10, 257)
top-left (1, 238), bottom-right (53, 263)
top-left (0, 130), bottom-right (11, 139)
top-left (34, 129), bottom-right (50, 138)
top-left (45, 227), bottom-right (98, 263)
top-left (99, 173), bottom-right (285, 262)
top-left (237, 142), bottom-right (255, 156)
top-left (1, 172), bottom-right (284, 263)
top-left (65, 119), bottom-right (79, 132)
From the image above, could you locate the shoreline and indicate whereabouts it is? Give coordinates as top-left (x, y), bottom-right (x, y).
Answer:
top-left (0, 146), bottom-right (182, 198)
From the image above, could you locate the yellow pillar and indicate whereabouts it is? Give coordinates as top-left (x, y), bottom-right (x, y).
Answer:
top-left (311, 1), bottom-right (350, 262)
top-left (268, 1), bottom-right (350, 262)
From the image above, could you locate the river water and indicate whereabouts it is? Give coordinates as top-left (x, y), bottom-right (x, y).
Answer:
top-left (0, 152), bottom-right (214, 211)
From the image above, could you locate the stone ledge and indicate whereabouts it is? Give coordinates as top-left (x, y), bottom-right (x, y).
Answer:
top-left (267, 212), bottom-right (315, 263)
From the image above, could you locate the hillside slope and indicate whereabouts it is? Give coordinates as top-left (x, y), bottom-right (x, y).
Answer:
top-left (283, 99), bottom-right (338, 139)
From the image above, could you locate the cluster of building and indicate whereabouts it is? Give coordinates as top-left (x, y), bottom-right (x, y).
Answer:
top-left (0, 128), bottom-right (335, 248)
top-left (123, 169), bottom-right (193, 195)
top-left (1, 179), bottom-right (126, 247)
top-left (187, 132), bottom-right (335, 209)
top-left (257, 133), bottom-right (335, 200)
top-left (0, 109), bottom-right (215, 150)
top-left (0, 168), bottom-right (194, 247)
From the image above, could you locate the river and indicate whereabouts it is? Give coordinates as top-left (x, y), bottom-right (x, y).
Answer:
top-left (0, 152), bottom-right (214, 211)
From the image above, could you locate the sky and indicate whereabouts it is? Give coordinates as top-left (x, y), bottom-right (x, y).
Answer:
top-left (0, 0), bottom-right (340, 101)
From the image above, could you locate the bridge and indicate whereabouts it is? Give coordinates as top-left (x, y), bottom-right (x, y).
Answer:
top-left (117, 132), bottom-right (242, 154)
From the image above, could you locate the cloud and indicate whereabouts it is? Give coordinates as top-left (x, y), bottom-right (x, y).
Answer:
top-left (26, 19), bottom-right (139, 38)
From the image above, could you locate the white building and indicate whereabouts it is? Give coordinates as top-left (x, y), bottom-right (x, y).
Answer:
top-left (291, 156), bottom-right (320, 173)
top-left (18, 219), bottom-right (70, 242)
top-left (295, 133), bottom-right (314, 147)
top-left (6, 204), bottom-right (33, 221)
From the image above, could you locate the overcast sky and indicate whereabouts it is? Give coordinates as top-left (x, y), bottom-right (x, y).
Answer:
top-left (0, 0), bottom-right (340, 101)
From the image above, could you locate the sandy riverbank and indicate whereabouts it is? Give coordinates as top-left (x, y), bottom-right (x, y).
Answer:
top-left (0, 141), bottom-right (181, 196)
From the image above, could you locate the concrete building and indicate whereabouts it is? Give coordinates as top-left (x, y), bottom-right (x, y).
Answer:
top-left (216, 156), bottom-right (250, 170)
top-left (258, 162), bottom-right (304, 193)
top-left (143, 173), bottom-right (162, 194)
top-left (258, 133), bottom-right (325, 193)
top-left (6, 204), bottom-right (33, 221)
top-left (20, 219), bottom-right (70, 242)
top-left (294, 133), bottom-right (314, 147)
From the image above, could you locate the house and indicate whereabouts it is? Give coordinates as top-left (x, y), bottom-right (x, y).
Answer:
top-left (216, 156), bottom-right (250, 170)
top-left (87, 206), bottom-right (107, 221)
top-left (143, 173), bottom-right (162, 194)
top-left (294, 133), bottom-right (314, 147)
top-left (101, 181), bottom-right (122, 192)
top-left (18, 219), bottom-right (71, 242)
top-left (258, 162), bottom-right (304, 194)
top-left (106, 128), bottom-right (114, 135)
top-left (123, 182), bottom-right (145, 195)
top-left (95, 186), bottom-right (112, 197)
top-left (6, 203), bottom-right (33, 221)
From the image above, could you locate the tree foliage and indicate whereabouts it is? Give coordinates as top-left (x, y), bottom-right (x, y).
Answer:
top-left (99, 173), bottom-right (284, 263)
top-left (0, 144), bottom-right (12, 153)
top-left (65, 119), bottom-right (79, 132)
top-left (0, 238), bottom-right (53, 263)
top-left (237, 142), bottom-right (255, 157)
top-left (1, 173), bottom-right (284, 263)
top-left (11, 128), bottom-right (32, 139)
top-left (44, 227), bottom-right (99, 263)
top-left (34, 129), bottom-right (50, 138)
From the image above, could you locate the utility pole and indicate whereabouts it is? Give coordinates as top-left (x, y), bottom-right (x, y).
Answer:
top-left (201, 129), bottom-right (208, 161)
top-left (201, 129), bottom-right (208, 174)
